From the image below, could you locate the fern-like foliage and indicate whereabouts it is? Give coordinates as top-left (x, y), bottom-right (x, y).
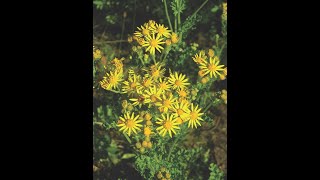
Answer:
top-left (171, 0), bottom-right (186, 15)
top-left (208, 163), bottom-right (224, 180)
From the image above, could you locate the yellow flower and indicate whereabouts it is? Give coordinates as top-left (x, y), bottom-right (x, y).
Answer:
top-left (166, 39), bottom-right (172, 46)
top-left (136, 37), bottom-right (145, 46)
top-left (178, 98), bottom-right (190, 106)
top-left (208, 49), bottom-right (215, 57)
top-left (198, 70), bottom-right (206, 77)
top-left (223, 67), bottom-right (227, 76)
top-left (148, 20), bottom-right (157, 30)
top-left (142, 33), bottom-right (165, 55)
top-left (111, 57), bottom-right (124, 73)
top-left (155, 23), bottom-right (171, 38)
top-left (144, 126), bottom-right (152, 136)
top-left (219, 74), bottom-right (226, 80)
top-left (177, 88), bottom-right (188, 98)
top-left (144, 113), bottom-right (152, 121)
top-left (158, 78), bottom-right (171, 92)
top-left (168, 72), bottom-right (190, 90)
top-left (201, 77), bottom-right (210, 84)
top-left (171, 32), bottom-right (179, 44)
top-left (144, 86), bottom-right (162, 104)
top-left (134, 25), bottom-right (151, 38)
top-left (122, 74), bottom-right (142, 95)
top-left (187, 103), bottom-right (204, 129)
top-left (155, 94), bottom-right (177, 113)
top-left (199, 56), bottom-right (225, 78)
top-left (149, 62), bottom-right (165, 80)
top-left (130, 94), bottom-right (148, 107)
top-left (192, 51), bottom-right (206, 64)
top-left (117, 112), bottom-right (143, 136)
top-left (141, 75), bottom-right (154, 91)
top-left (172, 101), bottom-right (190, 122)
top-left (128, 36), bottom-right (133, 43)
top-left (156, 114), bottom-right (180, 138)
top-left (100, 70), bottom-right (123, 90)
top-left (93, 49), bottom-right (102, 59)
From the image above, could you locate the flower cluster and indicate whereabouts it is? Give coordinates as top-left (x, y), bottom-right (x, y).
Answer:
top-left (99, 57), bottom-right (124, 91)
top-left (192, 49), bottom-right (227, 82)
top-left (131, 20), bottom-right (179, 56)
top-left (115, 61), bottom-right (204, 139)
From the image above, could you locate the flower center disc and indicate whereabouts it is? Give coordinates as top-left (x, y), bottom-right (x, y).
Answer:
top-left (177, 109), bottom-right (184, 116)
top-left (163, 100), bottom-right (171, 107)
top-left (150, 39), bottom-right (158, 47)
top-left (109, 76), bottom-right (117, 84)
top-left (150, 95), bottom-right (157, 102)
top-left (130, 82), bottom-right (137, 88)
top-left (164, 121), bottom-right (173, 130)
top-left (190, 112), bottom-right (198, 120)
top-left (175, 80), bottom-right (182, 86)
top-left (126, 119), bottom-right (135, 128)
top-left (208, 64), bottom-right (217, 71)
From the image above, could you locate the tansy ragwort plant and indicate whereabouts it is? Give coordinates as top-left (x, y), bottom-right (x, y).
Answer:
top-left (93, 0), bottom-right (227, 179)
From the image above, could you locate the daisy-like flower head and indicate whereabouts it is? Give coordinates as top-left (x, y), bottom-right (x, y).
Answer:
top-left (171, 32), bottom-right (179, 44)
top-left (117, 112), bottom-right (143, 136)
top-left (172, 101), bottom-right (190, 122)
top-left (155, 94), bottom-right (177, 113)
top-left (148, 20), bottom-right (157, 30)
top-left (142, 33), bottom-right (165, 56)
top-left (149, 62), bottom-right (165, 80)
top-left (144, 126), bottom-right (153, 137)
top-left (157, 78), bottom-right (171, 92)
top-left (155, 23), bottom-right (171, 38)
top-left (122, 74), bottom-right (142, 95)
top-left (111, 57), bottom-right (124, 73)
top-left (144, 85), bottom-right (162, 104)
top-left (168, 72), bottom-right (190, 90)
top-left (192, 51), bottom-right (206, 64)
top-left (100, 70), bottom-right (123, 90)
top-left (141, 75), bottom-right (154, 91)
top-left (134, 25), bottom-right (151, 38)
top-left (177, 88), bottom-right (189, 98)
top-left (199, 56), bottom-right (225, 78)
top-left (156, 114), bottom-right (180, 138)
top-left (93, 49), bottom-right (102, 59)
top-left (198, 70), bottom-right (206, 77)
top-left (130, 94), bottom-right (149, 108)
top-left (208, 49), bottom-right (215, 58)
top-left (187, 103), bottom-right (204, 129)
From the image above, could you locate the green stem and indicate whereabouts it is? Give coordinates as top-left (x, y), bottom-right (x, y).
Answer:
top-left (164, 0), bottom-right (173, 31)
top-left (178, 12), bottom-right (181, 36)
top-left (167, 135), bottom-right (180, 160)
top-left (119, 15), bottom-right (126, 55)
top-left (162, 50), bottom-right (170, 63)
top-left (218, 42), bottom-right (226, 59)
top-left (140, 57), bottom-right (145, 65)
top-left (203, 102), bottom-right (213, 113)
top-left (152, 54), bottom-right (156, 64)
top-left (123, 133), bottom-right (132, 144)
top-left (191, 0), bottom-right (209, 18)
top-left (174, 15), bottom-right (177, 33)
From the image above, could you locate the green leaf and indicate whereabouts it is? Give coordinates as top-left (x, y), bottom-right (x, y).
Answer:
top-left (121, 153), bottom-right (136, 159)
top-left (211, 5), bottom-right (219, 13)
